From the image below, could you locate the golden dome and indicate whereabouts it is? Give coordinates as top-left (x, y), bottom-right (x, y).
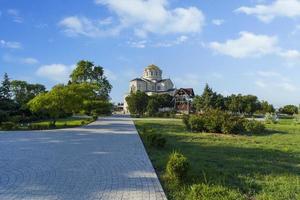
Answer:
top-left (145, 64), bottom-right (161, 71)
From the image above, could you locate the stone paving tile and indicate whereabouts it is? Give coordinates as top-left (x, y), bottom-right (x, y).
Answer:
top-left (0, 115), bottom-right (167, 200)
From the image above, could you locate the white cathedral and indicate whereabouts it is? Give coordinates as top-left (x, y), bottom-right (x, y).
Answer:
top-left (123, 64), bottom-right (176, 112)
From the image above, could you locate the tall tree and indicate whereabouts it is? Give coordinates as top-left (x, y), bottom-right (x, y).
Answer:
top-left (260, 101), bottom-right (275, 114)
top-left (193, 84), bottom-right (224, 112)
top-left (125, 91), bottom-right (149, 116)
top-left (0, 73), bottom-right (12, 100)
top-left (279, 105), bottom-right (298, 115)
top-left (11, 80), bottom-right (46, 106)
top-left (70, 60), bottom-right (112, 100)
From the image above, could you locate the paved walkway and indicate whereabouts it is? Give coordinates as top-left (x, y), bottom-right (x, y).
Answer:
top-left (0, 115), bottom-right (166, 200)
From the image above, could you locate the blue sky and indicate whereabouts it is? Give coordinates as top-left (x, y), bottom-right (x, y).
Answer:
top-left (1, 0), bottom-right (300, 107)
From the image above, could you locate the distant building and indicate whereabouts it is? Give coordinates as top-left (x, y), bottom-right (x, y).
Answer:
top-left (129, 64), bottom-right (176, 96)
top-left (174, 88), bottom-right (195, 114)
top-left (124, 64), bottom-right (194, 113)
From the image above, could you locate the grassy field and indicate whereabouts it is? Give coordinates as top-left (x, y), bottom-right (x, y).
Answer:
top-left (134, 118), bottom-right (300, 200)
top-left (1, 116), bottom-right (95, 131)
top-left (31, 117), bottom-right (94, 128)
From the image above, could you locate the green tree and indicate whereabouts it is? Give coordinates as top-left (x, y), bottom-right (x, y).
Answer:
top-left (147, 98), bottom-right (160, 116)
top-left (28, 83), bottom-right (97, 124)
top-left (193, 84), bottom-right (225, 112)
top-left (146, 94), bottom-right (174, 116)
top-left (11, 80), bottom-right (46, 106)
top-left (70, 60), bottom-right (112, 100)
top-left (0, 73), bottom-right (12, 100)
top-left (279, 105), bottom-right (298, 115)
top-left (125, 91), bottom-right (149, 116)
top-left (260, 101), bottom-right (275, 114)
top-left (243, 95), bottom-right (260, 115)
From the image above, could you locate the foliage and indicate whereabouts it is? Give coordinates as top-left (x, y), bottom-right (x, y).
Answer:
top-left (84, 100), bottom-right (113, 115)
top-left (193, 84), bottom-right (272, 116)
top-left (28, 83), bottom-right (97, 124)
top-left (146, 94), bottom-right (174, 116)
top-left (166, 152), bottom-right (189, 183)
top-left (243, 120), bottom-right (265, 134)
top-left (193, 84), bottom-right (225, 112)
top-left (147, 98), bottom-right (160, 116)
top-left (265, 113), bottom-right (278, 124)
top-left (125, 90), bottom-right (149, 116)
top-left (70, 60), bottom-right (112, 100)
top-left (279, 105), bottom-right (298, 115)
top-left (188, 184), bottom-right (245, 200)
top-left (0, 73), bottom-right (11, 100)
top-left (10, 80), bottom-right (46, 106)
top-left (225, 94), bottom-right (261, 115)
top-left (135, 119), bottom-right (300, 200)
top-left (146, 133), bottom-right (167, 148)
top-left (92, 114), bottom-right (98, 121)
top-left (0, 109), bottom-right (9, 123)
top-left (182, 114), bottom-right (190, 130)
top-left (189, 115), bottom-right (205, 132)
top-left (221, 116), bottom-right (245, 134)
top-left (183, 110), bottom-right (265, 134)
top-left (260, 101), bottom-right (275, 114)
top-left (1, 122), bottom-right (16, 130)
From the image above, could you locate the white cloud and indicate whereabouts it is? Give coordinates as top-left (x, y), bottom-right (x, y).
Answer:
top-left (0, 40), bottom-right (22, 49)
top-left (278, 49), bottom-right (300, 59)
top-left (7, 9), bottom-right (23, 23)
top-left (236, 0), bottom-right (300, 23)
top-left (94, 0), bottom-right (205, 37)
top-left (279, 82), bottom-right (297, 91)
top-left (257, 70), bottom-right (281, 77)
top-left (209, 31), bottom-right (278, 58)
top-left (21, 57), bottom-right (39, 65)
top-left (154, 35), bottom-right (188, 47)
top-left (255, 80), bottom-right (267, 88)
top-left (128, 40), bottom-right (147, 48)
top-left (36, 64), bottom-right (75, 83)
top-left (255, 70), bottom-right (297, 92)
top-left (174, 73), bottom-right (201, 88)
top-left (2, 54), bottom-right (39, 65)
top-left (212, 19), bottom-right (225, 26)
top-left (59, 16), bottom-right (121, 37)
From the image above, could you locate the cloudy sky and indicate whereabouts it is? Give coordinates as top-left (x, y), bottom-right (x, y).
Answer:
top-left (1, 0), bottom-right (300, 106)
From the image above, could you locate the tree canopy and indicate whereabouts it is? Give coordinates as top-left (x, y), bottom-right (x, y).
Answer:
top-left (279, 105), bottom-right (298, 115)
top-left (70, 60), bottom-right (112, 100)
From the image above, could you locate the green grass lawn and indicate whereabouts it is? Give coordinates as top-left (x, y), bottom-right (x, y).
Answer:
top-left (134, 118), bottom-right (300, 200)
top-left (31, 117), bottom-right (94, 128)
top-left (1, 116), bottom-right (95, 131)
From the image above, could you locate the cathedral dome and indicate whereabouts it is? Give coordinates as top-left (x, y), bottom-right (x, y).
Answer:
top-left (143, 64), bottom-right (162, 81)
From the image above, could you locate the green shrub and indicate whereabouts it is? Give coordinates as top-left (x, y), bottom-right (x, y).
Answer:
top-left (92, 115), bottom-right (98, 121)
top-left (189, 115), bottom-right (205, 132)
top-left (221, 116), bottom-right (245, 134)
top-left (81, 121), bottom-right (85, 125)
top-left (48, 122), bottom-right (56, 129)
top-left (166, 152), bottom-right (189, 183)
top-left (1, 122), bottom-right (16, 130)
top-left (146, 133), bottom-right (166, 148)
top-left (182, 114), bottom-right (190, 130)
top-left (29, 124), bottom-right (49, 130)
top-left (265, 113), bottom-right (277, 124)
top-left (188, 183), bottom-right (245, 200)
top-left (0, 110), bottom-right (9, 123)
top-left (244, 120), bottom-right (265, 134)
top-left (185, 110), bottom-right (249, 134)
top-left (202, 109), bottom-right (225, 133)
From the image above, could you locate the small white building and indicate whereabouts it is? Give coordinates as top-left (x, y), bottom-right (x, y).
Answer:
top-left (124, 64), bottom-right (176, 113)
